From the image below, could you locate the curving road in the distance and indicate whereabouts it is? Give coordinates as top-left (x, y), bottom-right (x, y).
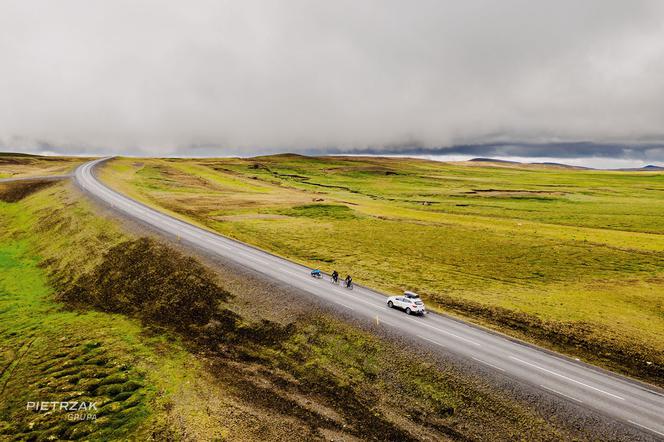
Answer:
top-left (75, 158), bottom-right (664, 439)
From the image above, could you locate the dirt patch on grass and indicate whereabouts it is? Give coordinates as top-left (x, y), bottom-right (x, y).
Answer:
top-left (0, 180), bottom-right (58, 202)
top-left (276, 204), bottom-right (358, 220)
top-left (462, 189), bottom-right (566, 198)
top-left (466, 189), bottom-right (564, 194)
top-left (429, 293), bottom-right (664, 386)
top-left (0, 155), bottom-right (46, 165)
top-left (58, 238), bottom-right (233, 333)
top-left (323, 166), bottom-right (400, 175)
top-left (0, 158), bottom-right (26, 166)
top-left (214, 214), bottom-right (289, 222)
top-left (156, 164), bottom-right (214, 189)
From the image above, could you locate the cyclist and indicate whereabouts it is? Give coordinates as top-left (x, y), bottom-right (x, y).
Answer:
top-left (331, 270), bottom-right (339, 283)
top-left (344, 274), bottom-right (353, 288)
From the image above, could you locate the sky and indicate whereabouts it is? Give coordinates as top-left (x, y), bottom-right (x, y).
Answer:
top-left (1, 1), bottom-right (664, 166)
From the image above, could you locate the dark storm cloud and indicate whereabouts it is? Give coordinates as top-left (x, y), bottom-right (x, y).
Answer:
top-left (1, 1), bottom-right (664, 160)
top-left (325, 142), bottom-right (664, 161)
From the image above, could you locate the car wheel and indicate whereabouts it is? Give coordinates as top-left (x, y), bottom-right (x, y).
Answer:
top-left (405, 307), bottom-right (412, 315)
top-left (387, 301), bottom-right (393, 308)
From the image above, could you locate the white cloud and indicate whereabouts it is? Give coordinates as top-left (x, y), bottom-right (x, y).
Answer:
top-left (1, 0), bottom-right (663, 160)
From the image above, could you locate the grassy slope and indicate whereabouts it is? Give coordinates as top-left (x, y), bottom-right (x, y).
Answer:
top-left (0, 155), bottom-right (89, 179)
top-left (0, 176), bottom-right (596, 440)
top-left (99, 156), bottom-right (664, 382)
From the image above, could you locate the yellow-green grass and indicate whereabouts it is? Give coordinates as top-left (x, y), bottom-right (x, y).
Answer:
top-left (99, 155), bottom-right (664, 378)
top-left (0, 154), bottom-right (90, 179)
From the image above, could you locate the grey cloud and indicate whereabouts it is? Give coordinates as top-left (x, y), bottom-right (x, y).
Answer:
top-left (1, 1), bottom-right (664, 161)
top-left (322, 142), bottom-right (664, 161)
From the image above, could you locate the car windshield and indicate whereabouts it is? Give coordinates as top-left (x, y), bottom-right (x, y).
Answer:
top-left (415, 301), bottom-right (423, 305)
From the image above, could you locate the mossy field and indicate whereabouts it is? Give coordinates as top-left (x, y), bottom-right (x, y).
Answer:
top-left (0, 166), bottom-right (608, 439)
top-left (99, 155), bottom-right (664, 383)
top-left (0, 154), bottom-right (88, 179)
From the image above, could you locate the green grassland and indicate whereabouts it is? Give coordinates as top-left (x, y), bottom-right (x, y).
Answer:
top-left (0, 175), bottom-right (595, 440)
top-left (100, 155), bottom-right (664, 382)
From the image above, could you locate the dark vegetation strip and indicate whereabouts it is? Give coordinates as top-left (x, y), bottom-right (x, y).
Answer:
top-left (0, 180), bottom-right (57, 203)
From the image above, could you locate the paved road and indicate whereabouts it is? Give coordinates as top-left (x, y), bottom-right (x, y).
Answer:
top-left (75, 158), bottom-right (664, 439)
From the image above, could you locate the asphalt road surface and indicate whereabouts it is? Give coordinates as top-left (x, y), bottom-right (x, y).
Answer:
top-left (75, 158), bottom-right (664, 439)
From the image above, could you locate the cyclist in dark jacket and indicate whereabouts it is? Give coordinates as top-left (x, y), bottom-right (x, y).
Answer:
top-left (345, 275), bottom-right (353, 288)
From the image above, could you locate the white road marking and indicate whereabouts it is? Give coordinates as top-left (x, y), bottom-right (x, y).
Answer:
top-left (540, 384), bottom-right (583, 403)
top-left (409, 318), bottom-right (481, 346)
top-left (472, 357), bottom-right (505, 372)
top-left (628, 420), bottom-right (664, 437)
top-left (417, 335), bottom-right (446, 348)
top-left (337, 302), bottom-right (354, 310)
top-left (510, 356), bottom-right (625, 401)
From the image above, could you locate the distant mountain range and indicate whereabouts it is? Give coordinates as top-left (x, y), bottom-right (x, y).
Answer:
top-left (468, 157), bottom-right (663, 171)
top-left (469, 157), bottom-right (519, 164)
top-left (614, 164), bottom-right (664, 171)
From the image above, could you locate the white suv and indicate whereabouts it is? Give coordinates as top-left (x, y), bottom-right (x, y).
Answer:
top-left (387, 291), bottom-right (426, 315)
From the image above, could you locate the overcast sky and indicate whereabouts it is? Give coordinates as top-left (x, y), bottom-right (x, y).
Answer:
top-left (1, 1), bottom-right (664, 164)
